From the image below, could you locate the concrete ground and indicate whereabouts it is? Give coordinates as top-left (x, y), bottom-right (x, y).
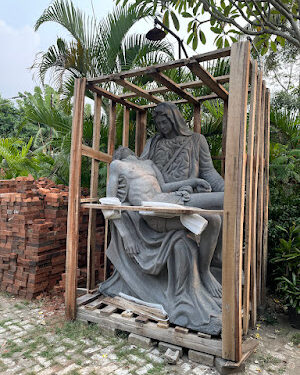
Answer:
top-left (0, 293), bottom-right (299, 375)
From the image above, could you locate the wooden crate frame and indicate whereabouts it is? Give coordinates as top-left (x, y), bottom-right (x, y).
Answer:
top-left (65, 41), bottom-right (270, 363)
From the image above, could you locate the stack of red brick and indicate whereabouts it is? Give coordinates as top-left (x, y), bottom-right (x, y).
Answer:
top-left (0, 176), bottom-right (105, 299)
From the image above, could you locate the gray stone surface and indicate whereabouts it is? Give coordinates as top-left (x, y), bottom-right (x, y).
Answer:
top-left (158, 342), bottom-right (183, 357)
top-left (100, 103), bottom-right (225, 335)
top-left (164, 348), bottom-right (180, 364)
top-left (188, 350), bottom-right (214, 366)
top-left (214, 357), bottom-right (246, 375)
top-left (128, 333), bottom-right (155, 348)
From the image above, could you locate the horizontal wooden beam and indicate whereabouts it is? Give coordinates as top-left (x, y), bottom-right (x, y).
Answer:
top-left (87, 47), bottom-right (231, 84)
top-left (115, 78), bottom-right (163, 104)
top-left (120, 75), bottom-right (230, 99)
top-left (81, 203), bottom-right (223, 216)
top-left (187, 60), bottom-right (229, 101)
top-left (150, 72), bottom-right (199, 105)
top-left (87, 84), bottom-right (144, 111)
top-left (140, 93), bottom-right (220, 109)
top-left (82, 144), bottom-right (112, 163)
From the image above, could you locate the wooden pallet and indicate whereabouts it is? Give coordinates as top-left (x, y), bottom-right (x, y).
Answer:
top-left (77, 292), bottom-right (222, 356)
top-left (76, 292), bottom-right (258, 367)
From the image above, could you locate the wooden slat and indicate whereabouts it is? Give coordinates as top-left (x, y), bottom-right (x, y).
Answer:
top-left (116, 78), bottom-right (163, 104)
top-left (122, 106), bottom-right (130, 147)
top-left (120, 75), bottom-right (230, 99)
top-left (77, 292), bottom-right (100, 306)
top-left (81, 145), bottom-right (112, 163)
top-left (262, 89), bottom-right (270, 304)
top-left (256, 83), bottom-right (266, 306)
top-left (77, 307), bottom-right (223, 356)
top-left (102, 295), bottom-right (167, 320)
top-left (87, 47), bottom-right (231, 84)
top-left (222, 41), bottom-right (250, 362)
top-left (81, 203), bottom-right (223, 216)
top-left (243, 61), bottom-right (258, 335)
top-left (193, 104), bottom-right (201, 133)
top-left (108, 101), bottom-right (117, 156)
top-left (187, 60), bottom-right (229, 100)
top-left (221, 101), bottom-right (228, 177)
top-left (85, 297), bottom-right (105, 310)
top-left (135, 111), bottom-right (147, 156)
top-left (250, 71), bottom-right (263, 328)
top-left (65, 78), bottom-right (86, 320)
top-left (87, 94), bottom-right (102, 291)
top-left (140, 93), bottom-right (219, 109)
top-left (100, 305), bottom-right (118, 316)
top-left (81, 197), bottom-right (98, 203)
top-left (87, 83), bottom-right (144, 111)
top-left (150, 72), bottom-right (199, 105)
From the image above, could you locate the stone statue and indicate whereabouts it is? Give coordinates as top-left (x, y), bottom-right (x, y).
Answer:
top-left (99, 102), bottom-right (224, 335)
top-left (141, 102), bottom-right (224, 268)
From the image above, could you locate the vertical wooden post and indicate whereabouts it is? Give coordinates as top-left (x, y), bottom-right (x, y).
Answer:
top-left (256, 83), bottom-right (266, 306)
top-left (243, 61), bottom-right (258, 334)
top-left (65, 78), bottom-right (86, 320)
top-left (221, 101), bottom-right (228, 177)
top-left (262, 89), bottom-right (270, 304)
top-left (222, 42), bottom-right (250, 362)
top-left (250, 71), bottom-right (263, 328)
top-left (122, 106), bottom-right (130, 147)
top-left (193, 104), bottom-right (201, 133)
top-left (104, 100), bottom-right (117, 281)
top-left (108, 101), bottom-right (117, 157)
top-left (86, 94), bottom-right (102, 291)
top-left (135, 111), bottom-right (147, 156)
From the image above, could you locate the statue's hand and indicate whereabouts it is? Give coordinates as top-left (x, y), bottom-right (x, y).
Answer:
top-left (178, 185), bottom-right (193, 194)
top-left (123, 239), bottom-right (140, 257)
top-left (175, 189), bottom-right (191, 202)
top-left (194, 179), bottom-right (212, 193)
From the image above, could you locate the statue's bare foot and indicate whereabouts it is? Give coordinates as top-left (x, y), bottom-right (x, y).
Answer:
top-left (202, 272), bottom-right (222, 298)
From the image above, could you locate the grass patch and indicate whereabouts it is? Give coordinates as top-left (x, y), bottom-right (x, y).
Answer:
top-left (55, 321), bottom-right (101, 341)
top-left (1, 340), bottom-right (23, 358)
top-left (148, 363), bottom-right (166, 375)
top-left (256, 353), bottom-right (281, 368)
top-left (0, 319), bottom-right (11, 327)
top-left (291, 332), bottom-right (300, 346)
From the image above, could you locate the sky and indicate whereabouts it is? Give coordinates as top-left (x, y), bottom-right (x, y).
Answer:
top-left (0, 0), bottom-right (215, 100)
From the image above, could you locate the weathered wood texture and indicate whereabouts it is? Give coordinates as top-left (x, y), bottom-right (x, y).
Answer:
top-left (250, 71), bottom-right (263, 328)
top-left (119, 75), bottom-right (230, 99)
top-left (221, 101), bottom-right (228, 177)
top-left (193, 104), bottom-right (201, 133)
top-left (87, 47), bottom-right (231, 84)
top-left (65, 78), bottom-right (86, 320)
top-left (122, 107), bottom-right (130, 147)
top-left (222, 42), bottom-right (250, 362)
top-left (243, 62), bottom-right (258, 334)
top-left (87, 94), bottom-right (102, 291)
top-left (135, 111), bottom-right (147, 156)
top-left (256, 83), bottom-right (266, 307)
top-left (187, 60), bottom-right (229, 100)
top-left (262, 89), bottom-right (270, 304)
top-left (81, 203), bottom-right (223, 216)
top-left (81, 145), bottom-right (112, 163)
top-left (150, 72), bottom-right (199, 105)
top-left (77, 307), bottom-right (223, 356)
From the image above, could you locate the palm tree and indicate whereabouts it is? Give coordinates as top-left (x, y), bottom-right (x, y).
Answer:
top-left (32, 0), bottom-right (174, 99)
